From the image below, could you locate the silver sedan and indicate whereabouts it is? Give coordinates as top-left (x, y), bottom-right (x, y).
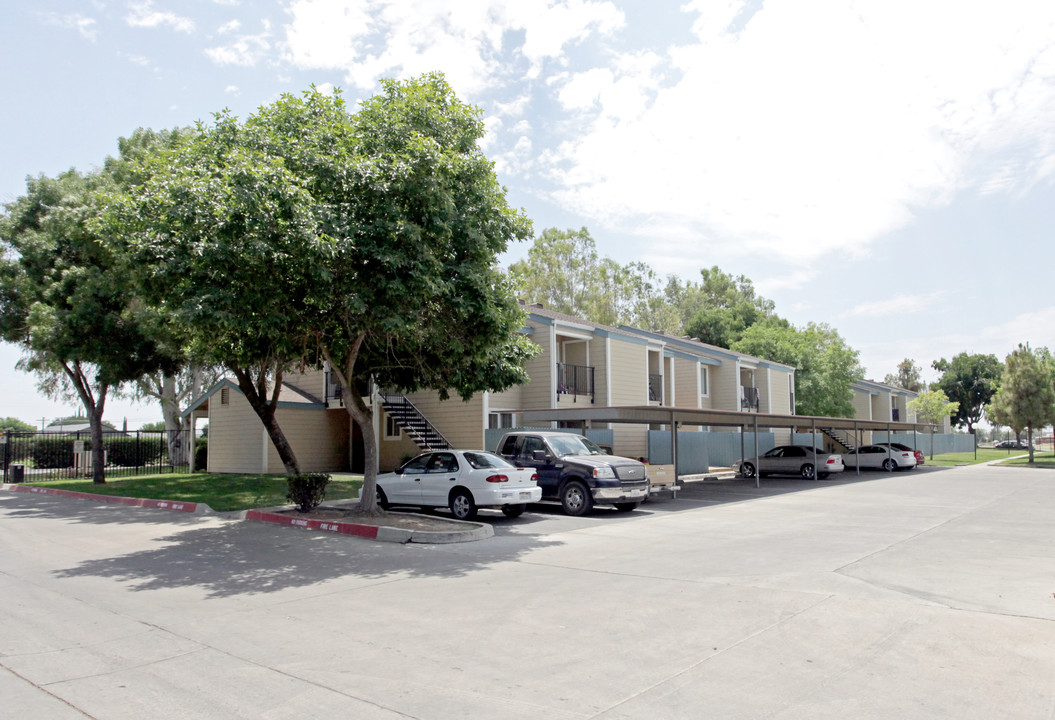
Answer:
top-left (734, 445), bottom-right (845, 480)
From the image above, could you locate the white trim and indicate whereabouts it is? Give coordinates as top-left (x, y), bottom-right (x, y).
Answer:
top-left (261, 428), bottom-right (269, 473)
top-left (605, 337), bottom-right (613, 406)
top-left (699, 363), bottom-right (709, 402)
top-left (766, 368), bottom-right (772, 413)
top-left (554, 320), bottom-right (595, 333)
top-left (554, 327), bottom-right (594, 341)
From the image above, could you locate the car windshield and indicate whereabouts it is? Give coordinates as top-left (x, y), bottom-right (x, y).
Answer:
top-left (463, 451), bottom-right (514, 470)
top-left (548, 434), bottom-right (605, 456)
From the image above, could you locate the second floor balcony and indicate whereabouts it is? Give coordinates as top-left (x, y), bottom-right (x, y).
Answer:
top-left (740, 385), bottom-right (760, 412)
top-left (557, 363), bottom-right (595, 403)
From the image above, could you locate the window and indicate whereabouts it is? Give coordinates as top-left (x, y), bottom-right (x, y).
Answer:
top-left (488, 411), bottom-right (514, 429)
top-left (384, 415), bottom-right (401, 440)
top-left (699, 366), bottom-right (709, 397)
top-left (220, 388), bottom-right (229, 406)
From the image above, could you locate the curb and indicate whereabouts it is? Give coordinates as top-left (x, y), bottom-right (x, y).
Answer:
top-left (243, 507), bottom-right (494, 544)
top-left (1, 483), bottom-right (212, 514)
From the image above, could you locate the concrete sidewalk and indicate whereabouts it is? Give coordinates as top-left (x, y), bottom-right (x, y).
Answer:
top-left (2, 464), bottom-right (1053, 718)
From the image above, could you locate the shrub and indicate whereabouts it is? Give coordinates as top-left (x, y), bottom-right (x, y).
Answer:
top-left (286, 472), bottom-right (331, 512)
top-left (195, 437), bottom-right (208, 472)
top-left (104, 436), bottom-right (165, 467)
top-left (30, 437), bottom-right (76, 469)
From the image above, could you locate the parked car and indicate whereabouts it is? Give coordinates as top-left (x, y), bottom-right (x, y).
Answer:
top-left (370, 450), bottom-right (541, 520)
top-left (497, 431), bottom-right (649, 515)
top-left (874, 442), bottom-right (925, 466)
top-left (734, 445), bottom-right (844, 480)
top-left (994, 440), bottom-right (1029, 450)
top-left (843, 444), bottom-right (917, 471)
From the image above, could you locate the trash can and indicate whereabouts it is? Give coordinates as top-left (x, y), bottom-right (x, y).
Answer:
top-left (9, 464), bottom-right (25, 483)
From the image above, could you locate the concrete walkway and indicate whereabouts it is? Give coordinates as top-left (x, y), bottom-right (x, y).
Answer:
top-left (2, 464), bottom-right (1053, 718)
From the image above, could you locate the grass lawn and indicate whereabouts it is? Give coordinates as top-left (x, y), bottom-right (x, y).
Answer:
top-left (926, 448), bottom-right (1029, 466)
top-left (26, 473), bottom-right (365, 512)
top-left (996, 451), bottom-right (1055, 468)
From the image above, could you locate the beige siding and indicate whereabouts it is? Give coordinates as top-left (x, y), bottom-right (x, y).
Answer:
top-left (853, 389), bottom-right (872, 420)
top-left (606, 337), bottom-right (650, 456)
top-left (769, 370), bottom-right (793, 415)
top-left (520, 322), bottom-right (553, 410)
top-left (264, 407), bottom-right (349, 473)
top-left (378, 425), bottom-right (425, 472)
top-left (402, 392), bottom-right (487, 449)
top-left (284, 368), bottom-right (326, 400)
top-left (208, 391), bottom-right (265, 473)
top-left (673, 357), bottom-right (700, 409)
top-left (756, 368), bottom-right (772, 413)
top-left (592, 335), bottom-right (610, 408)
top-left (710, 360), bottom-right (737, 412)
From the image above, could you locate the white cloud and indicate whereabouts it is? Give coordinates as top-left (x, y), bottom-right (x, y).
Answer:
top-left (842, 292), bottom-right (947, 319)
top-left (225, 85), bottom-right (240, 94)
top-left (125, 1), bottom-right (195, 33)
top-left (282, 0), bottom-right (624, 94)
top-left (43, 12), bottom-right (99, 42)
top-left (206, 23), bottom-right (272, 66)
top-left (218, 19), bottom-right (242, 34)
top-left (542, 0), bottom-right (1055, 266)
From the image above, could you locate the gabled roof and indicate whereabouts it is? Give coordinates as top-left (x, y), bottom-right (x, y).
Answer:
top-left (520, 302), bottom-right (657, 347)
top-left (853, 379), bottom-right (919, 398)
top-left (181, 377), bottom-right (327, 420)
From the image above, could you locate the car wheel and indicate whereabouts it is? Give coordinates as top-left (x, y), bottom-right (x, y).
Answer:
top-left (800, 463), bottom-right (815, 479)
top-left (375, 487), bottom-right (390, 510)
top-left (741, 462), bottom-right (756, 478)
top-left (449, 490), bottom-right (477, 521)
top-left (614, 502), bottom-right (639, 512)
top-left (501, 504), bottom-right (526, 518)
top-left (882, 459), bottom-right (897, 472)
top-left (560, 480), bottom-right (593, 516)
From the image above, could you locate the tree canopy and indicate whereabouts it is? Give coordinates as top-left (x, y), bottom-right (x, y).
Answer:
top-left (0, 168), bottom-right (179, 482)
top-left (123, 75), bottom-right (535, 506)
top-left (0, 417), bottom-right (36, 432)
top-left (908, 388), bottom-right (958, 425)
top-left (931, 352), bottom-right (1002, 434)
top-left (884, 358), bottom-right (925, 392)
top-left (734, 322), bottom-right (864, 417)
top-left (988, 344), bottom-right (1055, 463)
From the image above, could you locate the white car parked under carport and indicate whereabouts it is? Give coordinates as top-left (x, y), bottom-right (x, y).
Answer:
top-left (842, 444), bottom-right (917, 471)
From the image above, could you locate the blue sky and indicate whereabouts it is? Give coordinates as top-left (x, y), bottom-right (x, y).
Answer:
top-left (2, 0), bottom-right (1054, 428)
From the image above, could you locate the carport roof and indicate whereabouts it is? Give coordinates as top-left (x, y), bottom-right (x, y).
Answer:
top-left (520, 405), bottom-right (940, 434)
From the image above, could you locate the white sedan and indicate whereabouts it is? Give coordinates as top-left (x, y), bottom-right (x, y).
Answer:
top-left (371, 450), bottom-right (541, 520)
top-left (842, 444), bottom-right (917, 471)
top-left (734, 445), bottom-right (844, 479)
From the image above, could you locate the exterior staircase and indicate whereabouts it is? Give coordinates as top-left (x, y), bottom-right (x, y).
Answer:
top-left (378, 390), bottom-right (452, 452)
top-left (820, 427), bottom-right (857, 452)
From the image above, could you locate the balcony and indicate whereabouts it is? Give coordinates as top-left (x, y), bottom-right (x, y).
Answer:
top-left (740, 385), bottom-right (760, 412)
top-left (556, 363), bottom-right (594, 403)
top-left (648, 374), bottom-right (663, 404)
top-left (325, 370), bottom-right (344, 407)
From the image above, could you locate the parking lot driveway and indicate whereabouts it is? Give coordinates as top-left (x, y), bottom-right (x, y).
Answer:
top-left (3, 464), bottom-right (1055, 719)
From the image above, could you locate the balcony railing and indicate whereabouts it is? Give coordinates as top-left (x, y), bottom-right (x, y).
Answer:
top-left (556, 363), bottom-right (594, 403)
top-left (648, 374), bottom-right (663, 404)
top-left (740, 385), bottom-right (760, 411)
top-left (892, 408), bottom-right (900, 421)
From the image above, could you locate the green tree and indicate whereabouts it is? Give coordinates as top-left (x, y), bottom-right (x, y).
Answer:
top-left (117, 112), bottom-right (328, 475)
top-left (0, 417), bottom-right (35, 432)
top-left (734, 322), bottom-right (864, 417)
top-left (908, 388), bottom-right (958, 425)
top-left (988, 344), bottom-right (1055, 463)
top-left (134, 366), bottom-right (221, 465)
top-left (683, 266), bottom-right (785, 348)
top-left (932, 352), bottom-right (1002, 434)
top-left (884, 358), bottom-right (925, 392)
top-left (139, 421), bottom-right (167, 432)
top-left (124, 76), bottom-right (535, 510)
top-left (0, 169), bottom-right (179, 483)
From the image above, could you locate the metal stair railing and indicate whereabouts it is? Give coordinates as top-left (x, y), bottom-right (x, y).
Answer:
top-left (378, 389), bottom-right (452, 451)
top-left (820, 427), bottom-right (857, 452)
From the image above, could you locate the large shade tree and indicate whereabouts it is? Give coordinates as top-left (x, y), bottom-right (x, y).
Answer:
top-left (0, 169), bottom-right (179, 482)
top-left (124, 75), bottom-right (536, 506)
top-left (931, 352), bottom-right (1002, 434)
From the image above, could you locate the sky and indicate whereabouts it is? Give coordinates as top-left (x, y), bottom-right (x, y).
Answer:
top-left (2, 0), bottom-right (1054, 428)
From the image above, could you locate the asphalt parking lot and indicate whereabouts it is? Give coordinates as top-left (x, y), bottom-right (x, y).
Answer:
top-left (3, 463), bottom-right (1054, 719)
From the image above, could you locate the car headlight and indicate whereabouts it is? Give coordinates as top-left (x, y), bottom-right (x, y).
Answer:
top-left (592, 466), bottom-right (616, 479)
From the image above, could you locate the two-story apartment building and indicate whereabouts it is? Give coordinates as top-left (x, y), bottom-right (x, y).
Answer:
top-left (191, 303), bottom-right (802, 474)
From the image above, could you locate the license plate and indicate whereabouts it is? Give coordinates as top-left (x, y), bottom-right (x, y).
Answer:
top-left (519, 492), bottom-right (531, 499)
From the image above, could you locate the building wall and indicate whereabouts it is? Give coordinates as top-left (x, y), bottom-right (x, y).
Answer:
top-left (402, 392), bottom-right (487, 449)
top-left (853, 389), bottom-right (873, 420)
top-left (606, 336), bottom-right (649, 458)
top-left (284, 368), bottom-right (326, 400)
top-left (520, 322), bottom-right (554, 410)
top-left (264, 407), bottom-right (349, 473)
top-left (208, 390), bottom-right (265, 473)
top-left (711, 359), bottom-right (738, 412)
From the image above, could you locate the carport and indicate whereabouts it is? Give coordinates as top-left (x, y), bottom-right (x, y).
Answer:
top-left (520, 406), bottom-right (941, 488)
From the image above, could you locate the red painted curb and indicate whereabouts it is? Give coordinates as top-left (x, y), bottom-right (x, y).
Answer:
top-left (6, 484), bottom-right (200, 513)
top-left (244, 509), bottom-right (379, 539)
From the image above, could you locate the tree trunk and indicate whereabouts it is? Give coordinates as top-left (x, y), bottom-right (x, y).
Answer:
top-left (160, 374), bottom-right (187, 466)
top-left (1028, 426), bottom-right (1034, 464)
top-left (231, 365), bottom-right (301, 475)
top-left (61, 361), bottom-right (109, 484)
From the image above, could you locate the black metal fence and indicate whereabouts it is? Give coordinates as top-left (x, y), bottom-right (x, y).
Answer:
top-left (1, 429), bottom-right (193, 483)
